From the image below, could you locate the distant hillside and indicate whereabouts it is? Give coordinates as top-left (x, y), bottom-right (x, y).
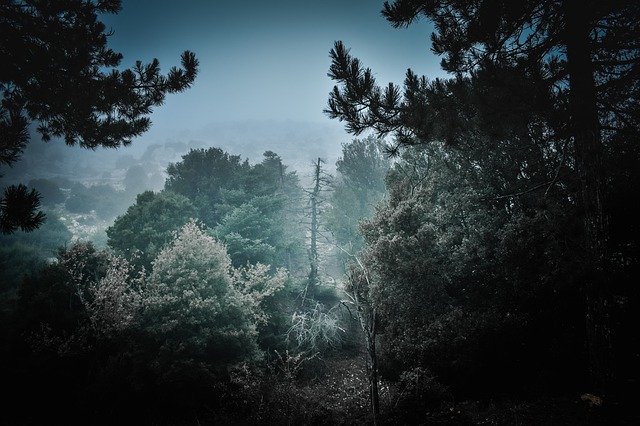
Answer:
top-left (2, 120), bottom-right (358, 189)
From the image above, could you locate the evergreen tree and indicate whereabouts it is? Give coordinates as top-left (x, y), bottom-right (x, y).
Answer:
top-left (166, 149), bottom-right (306, 270)
top-left (165, 148), bottom-right (249, 225)
top-left (1, 0), bottom-right (198, 233)
top-left (106, 190), bottom-right (197, 269)
top-left (144, 221), bottom-right (260, 368)
top-left (359, 140), bottom-right (586, 404)
top-left (326, 136), bottom-right (390, 257)
top-left (326, 0), bottom-right (639, 388)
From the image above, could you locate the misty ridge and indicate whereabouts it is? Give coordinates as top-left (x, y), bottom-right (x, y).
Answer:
top-left (1, 1), bottom-right (639, 425)
top-left (5, 120), bottom-right (346, 185)
top-left (1, 120), bottom-right (346, 246)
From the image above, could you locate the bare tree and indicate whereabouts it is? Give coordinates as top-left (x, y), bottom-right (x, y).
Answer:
top-left (302, 158), bottom-right (332, 301)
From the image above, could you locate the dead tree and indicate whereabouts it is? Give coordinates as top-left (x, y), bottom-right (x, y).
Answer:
top-left (309, 158), bottom-right (322, 289)
top-left (302, 158), bottom-right (331, 301)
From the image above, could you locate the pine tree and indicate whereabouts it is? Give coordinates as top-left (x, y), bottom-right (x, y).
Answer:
top-left (1, 0), bottom-right (198, 233)
top-left (326, 0), bottom-right (639, 389)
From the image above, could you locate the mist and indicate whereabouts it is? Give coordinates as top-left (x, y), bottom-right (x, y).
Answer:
top-left (1, 1), bottom-right (638, 424)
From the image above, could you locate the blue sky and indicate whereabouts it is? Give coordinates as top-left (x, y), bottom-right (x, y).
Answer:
top-left (100, 0), bottom-right (446, 141)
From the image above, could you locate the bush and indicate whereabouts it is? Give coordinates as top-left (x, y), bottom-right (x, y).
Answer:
top-left (143, 221), bottom-right (261, 369)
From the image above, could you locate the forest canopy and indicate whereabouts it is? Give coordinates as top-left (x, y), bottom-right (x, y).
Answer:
top-left (0, 1), bottom-right (638, 424)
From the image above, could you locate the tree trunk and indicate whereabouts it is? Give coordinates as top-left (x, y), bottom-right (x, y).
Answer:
top-left (353, 288), bottom-right (380, 425)
top-left (348, 257), bottom-right (381, 424)
top-left (368, 310), bottom-right (380, 425)
top-left (564, 0), bottom-right (613, 390)
top-left (308, 158), bottom-right (322, 294)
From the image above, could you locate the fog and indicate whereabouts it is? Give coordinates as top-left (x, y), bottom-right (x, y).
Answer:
top-left (2, 1), bottom-right (637, 424)
top-left (3, 0), bottom-right (446, 243)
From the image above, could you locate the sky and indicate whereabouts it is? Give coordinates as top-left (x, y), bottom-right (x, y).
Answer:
top-left (99, 0), bottom-right (447, 142)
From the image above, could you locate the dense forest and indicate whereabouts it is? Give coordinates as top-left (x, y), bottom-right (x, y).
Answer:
top-left (1, 1), bottom-right (639, 424)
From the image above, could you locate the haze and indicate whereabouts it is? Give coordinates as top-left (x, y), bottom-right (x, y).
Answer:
top-left (101, 0), bottom-right (444, 142)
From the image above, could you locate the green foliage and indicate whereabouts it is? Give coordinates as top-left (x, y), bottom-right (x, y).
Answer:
top-left (326, 8), bottom-right (639, 396)
top-left (0, 211), bottom-right (71, 256)
top-left (231, 262), bottom-right (302, 352)
top-left (18, 244), bottom-right (141, 348)
top-left (215, 195), bottom-right (285, 267)
top-left (65, 182), bottom-right (129, 219)
top-left (326, 136), bottom-right (390, 255)
top-left (16, 242), bottom-right (111, 349)
top-left (144, 221), bottom-right (260, 367)
top-left (107, 190), bottom-right (197, 269)
top-left (1, 0), bottom-right (198, 149)
top-left (166, 148), bottom-right (306, 270)
top-left (0, 242), bottom-right (44, 294)
top-left (0, 212), bottom-right (71, 291)
top-left (165, 148), bottom-right (250, 225)
top-left (336, 136), bottom-right (389, 193)
top-left (328, 2), bottom-right (638, 150)
top-left (85, 254), bottom-right (143, 338)
top-left (359, 142), bottom-right (585, 395)
top-left (231, 262), bottom-right (288, 327)
top-left (245, 150), bottom-right (288, 196)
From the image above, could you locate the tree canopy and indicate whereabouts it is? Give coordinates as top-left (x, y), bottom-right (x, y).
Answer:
top-left (326, 136), bottom-right (390, 255)
top-left (165, 148), bottom-right (306, 270)
top-left (107, 190), bottom-right (197, 269)
top-left (144, 221), bottom-right (260, 368)
top-left (0, 1), bottom-right (637, 423)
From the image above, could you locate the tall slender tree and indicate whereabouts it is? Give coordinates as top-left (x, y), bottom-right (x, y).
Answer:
top-left (308, 158), bottom-right (324, 294)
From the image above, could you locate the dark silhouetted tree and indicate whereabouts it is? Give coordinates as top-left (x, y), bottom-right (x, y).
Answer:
top-left (0, 0), bottom-right (198, 233)
top-left (0, 184), bottom-right (44, 233)
top-left (326, 0), bottom-right (639, 389)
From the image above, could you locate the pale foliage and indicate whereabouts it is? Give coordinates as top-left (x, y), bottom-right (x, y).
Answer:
top-left (286, 302), bottom-right (344, 351)
top-left (27, 243), bottom-right (140, 354)
top-left (144, 220), bottom-right (260, 362)
top-left (232, 262), bottom-right (287, 325)
top-left (86, 254), bottom-right (143, 335)
top-left (36, 222), bottom-right (289, 367)
top-left (57, 242), bottom-right (96, 300)
top-left (146, 220), bottom-right (237, 333)
top-left (59, 243), bottom-right (142, 336)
